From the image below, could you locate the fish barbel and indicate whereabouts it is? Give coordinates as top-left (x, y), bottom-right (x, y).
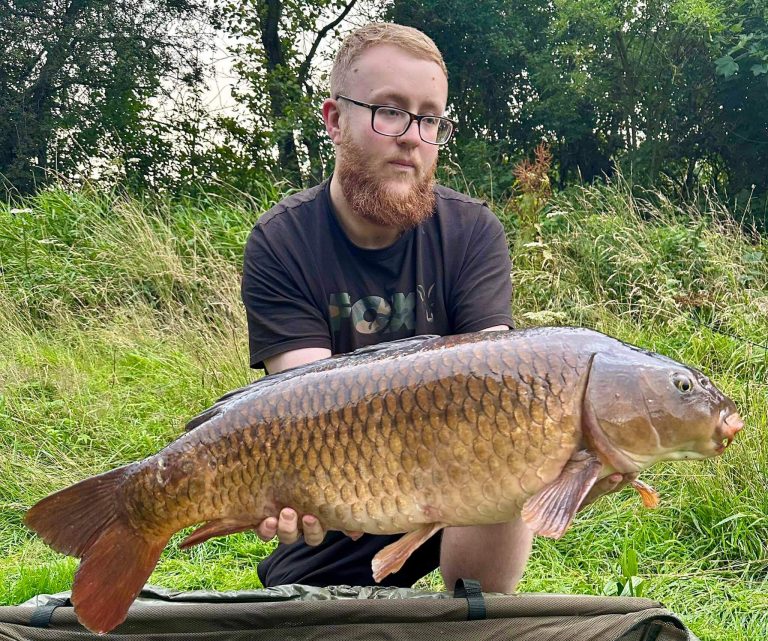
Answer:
top-left (25, 327), bottom-right (743, 633)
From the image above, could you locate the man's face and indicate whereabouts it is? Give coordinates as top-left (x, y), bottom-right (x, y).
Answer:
top-left (330, 44), bottom-right (448, 229)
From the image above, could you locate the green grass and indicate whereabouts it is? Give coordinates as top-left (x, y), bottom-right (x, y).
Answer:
top-left (1, 178), bottom-right (766, 640)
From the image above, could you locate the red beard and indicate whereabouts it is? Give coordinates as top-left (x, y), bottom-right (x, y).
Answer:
top-left (336, 138), bottom-right (437, 230)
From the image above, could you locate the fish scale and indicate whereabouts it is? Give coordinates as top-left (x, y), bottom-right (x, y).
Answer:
top-left (175, 335), bottom-right (577, 534)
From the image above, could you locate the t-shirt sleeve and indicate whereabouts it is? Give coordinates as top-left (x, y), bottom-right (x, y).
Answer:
top-left (450, 208), bottom-right (514, 332)
top-left (241, 226), bottom-right (331, 370)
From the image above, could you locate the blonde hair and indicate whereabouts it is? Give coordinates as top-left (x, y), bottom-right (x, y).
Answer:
top-left (330, 23), bottom-right (447, 97)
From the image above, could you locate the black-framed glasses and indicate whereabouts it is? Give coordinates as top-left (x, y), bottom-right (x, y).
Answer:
top-left (335, 95), bottom-right (456, 145)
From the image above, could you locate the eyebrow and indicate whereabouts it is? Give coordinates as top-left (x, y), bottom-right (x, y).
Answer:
top-left (369, 90), bottom-right (444, 114)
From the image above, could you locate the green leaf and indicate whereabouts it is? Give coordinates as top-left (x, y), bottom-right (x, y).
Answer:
top-left (751, 63), bottom-right (768, 76)
top-left (620, 547), bottom-right (639, 578)
top-left (715, 55), bottom-right (739, 77)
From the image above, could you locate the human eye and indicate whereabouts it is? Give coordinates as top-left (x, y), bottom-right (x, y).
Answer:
top-left (379, 107), bottom-right (406, 120)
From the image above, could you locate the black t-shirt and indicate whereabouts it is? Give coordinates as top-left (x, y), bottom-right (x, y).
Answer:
top-left (243, 179), bottom-right (513, 370)
top-left (241, 179), bottom-right (513, 588)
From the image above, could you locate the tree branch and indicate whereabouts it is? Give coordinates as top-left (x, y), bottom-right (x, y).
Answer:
top-left (298, 0), bottom-right (359, 85)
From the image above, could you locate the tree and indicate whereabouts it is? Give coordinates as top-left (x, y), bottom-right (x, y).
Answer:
top-left (534, 0), bottom-right (726, 191)
top-left (214, 0), bottom-right (364, 187)
top-left (712, 0), bottom-right (768, 218)
top-left (391, 0), bottom-right (768, 217)
top-left (390, 0), bottom-right (552, 195)
top-left (0, 0), bottom-right (208, 195)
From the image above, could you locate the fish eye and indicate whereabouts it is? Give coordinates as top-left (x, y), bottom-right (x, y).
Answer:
top-left (672, 374), bottom-right (693, 393)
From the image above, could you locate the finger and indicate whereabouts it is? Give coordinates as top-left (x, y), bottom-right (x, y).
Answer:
top-left (580, 473), bottom-right (624, 509)
top-left (599, 472), bottom-right (625, 492)
top-left (604, 472), bottom-right (639, 495)
top-left (342, 530), bottom-right (364, 541)
top-left (276, 508), bottom-right (300, 545)
top-left (302, 515), bottom-right (326, 546)
top-left (622, 472), bottom-right (640, 488)
top-left (256, 516), bottom-right (278, 541)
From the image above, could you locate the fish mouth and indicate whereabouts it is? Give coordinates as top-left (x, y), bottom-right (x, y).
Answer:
top-left (713, 411), bottom-right (744, 454)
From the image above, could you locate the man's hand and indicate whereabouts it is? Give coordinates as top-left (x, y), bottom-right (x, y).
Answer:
top-left (255, 508), bottom-right (364, 545)
top-left (579, 472), bottom-right (639, 511)
top-left (255, 508), bottom-right (327, 546)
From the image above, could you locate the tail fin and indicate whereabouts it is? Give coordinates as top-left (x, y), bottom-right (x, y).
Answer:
top-left (24, 465), bottom-right (171, 634)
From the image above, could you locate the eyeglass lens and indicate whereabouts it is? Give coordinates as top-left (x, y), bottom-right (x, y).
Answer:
top-left (373, 107), bottom-right (453, 144)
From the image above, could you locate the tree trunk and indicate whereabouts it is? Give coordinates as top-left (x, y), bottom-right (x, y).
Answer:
top-left (302, 85), bottom-right (325, 183)
top-left (27, 1), bottom-right (89, 154)
top-left (11, 0), bottom-right (90, 191)
top-left (260, 0), bottom-right (302, 186)
top-left (612, 31), bottom-right (637, 151)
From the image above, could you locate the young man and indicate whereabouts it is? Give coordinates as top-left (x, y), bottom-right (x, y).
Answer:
top-left (242, 23), bottom-right (630, 592)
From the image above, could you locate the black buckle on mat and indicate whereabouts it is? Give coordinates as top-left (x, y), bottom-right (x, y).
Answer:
top-left (453, 578), bottom-right (487, 621)
top-left (29, 597), bottom-right (70, 628)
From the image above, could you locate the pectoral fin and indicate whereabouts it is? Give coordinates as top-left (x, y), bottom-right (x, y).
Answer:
top-left (179, 517), bottom-right (260, 549)
top-left (521, 452), bottom-right (603, 539)
top-left (371, 523), bottom-right (446, 583)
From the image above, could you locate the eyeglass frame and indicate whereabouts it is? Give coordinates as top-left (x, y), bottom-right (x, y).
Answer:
top-left (334, 95), bottom-right (457, 146)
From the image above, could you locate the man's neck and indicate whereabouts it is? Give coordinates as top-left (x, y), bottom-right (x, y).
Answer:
top-left (329, 173), bottom-right (403, 249)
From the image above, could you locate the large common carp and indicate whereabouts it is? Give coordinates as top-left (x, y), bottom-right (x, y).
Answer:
top-left (25, 328), bottom-right (743, 634)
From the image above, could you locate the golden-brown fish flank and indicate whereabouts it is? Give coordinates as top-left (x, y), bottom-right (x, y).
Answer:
top-left (24, 327), bottom-right (742, 634)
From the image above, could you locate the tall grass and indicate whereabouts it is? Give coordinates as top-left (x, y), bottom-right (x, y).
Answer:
top-left (0, 177), bottom-right (766, 640)
top-left (504, 177), bottom-right (768, 639)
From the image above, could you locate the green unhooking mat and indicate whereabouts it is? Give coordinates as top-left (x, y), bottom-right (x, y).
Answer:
top-left (0, 581), bottom-right (700, 640)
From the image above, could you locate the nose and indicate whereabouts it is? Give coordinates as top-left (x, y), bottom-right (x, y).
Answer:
top-left (397, 119), bottom-right (422, 146)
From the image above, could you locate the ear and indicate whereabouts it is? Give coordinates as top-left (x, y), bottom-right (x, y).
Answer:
top-left (322, 98), bottom-right (342, 145)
